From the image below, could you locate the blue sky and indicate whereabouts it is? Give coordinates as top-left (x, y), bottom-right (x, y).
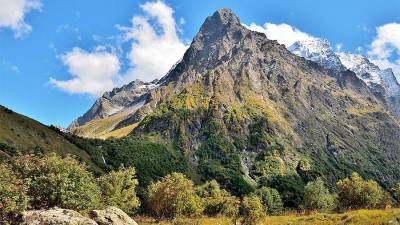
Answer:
top-left (1, 0), bottom-right (400, 127)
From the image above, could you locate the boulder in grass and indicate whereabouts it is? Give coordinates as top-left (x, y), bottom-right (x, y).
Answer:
top-left (22, 207), bottom-right (97, 225)
top-left (90, 207), bottom-right (138, 225)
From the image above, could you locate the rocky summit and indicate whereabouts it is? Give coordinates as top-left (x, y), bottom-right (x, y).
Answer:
top-left (72, 9), bottom-right (400, 195)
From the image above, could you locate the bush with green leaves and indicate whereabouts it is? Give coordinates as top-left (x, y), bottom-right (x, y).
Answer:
top-left (196, 180), bottom-right (240, 217)
top-left (253, 151), bottom-right (286, 182)
top-left (336, 172), bottom-right (391, 210)
top-left (254, 187), bottom-right (283, 215)
top-left (147, 172), bottom-right (203, 218)
top-left (0, 164), bottom-right (28, 224)
top-left (97, 167), bottom-right (140, 215)
top-left (303, 178), bottom-right (336, 211)
top-left (12, 154), bottom-right (101, 212)
top-left (241, 195), bottom-right (265, 225)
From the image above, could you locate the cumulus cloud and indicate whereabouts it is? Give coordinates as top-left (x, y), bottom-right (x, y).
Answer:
top-left (51, 1), bottom-right (187, 97)
top-left (49, 47), bottom-right (121, 97)
top-left (0, 0), bottom-right (42, 38)
top-left (368, 23), bottom-right (400, 78)
top-left (121, 0), bottom-right (188, 82)
top-left (245, 22), bottom-right (314, 47)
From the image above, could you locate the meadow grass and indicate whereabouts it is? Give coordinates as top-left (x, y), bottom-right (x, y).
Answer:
top-left (136, 208), bottom-right (400, 225)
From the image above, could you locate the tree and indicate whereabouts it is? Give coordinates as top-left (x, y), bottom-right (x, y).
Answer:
top-left (336, 172), bottom-right (390, 210)
top-left (393, 183), bottom-right (400, 206)
top-left (254, 187), bottom-right (283, 215)
top-left (12, 154), bottom-right (101, 212)
top-left (0, 164), bottom-right (28, 224)
top-left (362, 180), bottom-right (391, 209)
top-left (241, 195), bottom-right (265, 225)
top-left (147, 172), bottom-right (203, 218)
top-left (97, 167), bottom-right (140, 215)
top-left (196, 180), bottom-right (240, 217)
top-left (303, 178), bottom-right (336, 211)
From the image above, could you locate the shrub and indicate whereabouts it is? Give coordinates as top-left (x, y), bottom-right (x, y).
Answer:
top-left (253, 151), bottom-right (286, 182)
top-left (254, 187), bottom-right (283, 215)
top-left (336, 172), bottom-right (390, 210)
top-left (241, 195), bottom-right (265, 225)
top-left (12, 154), bottom-right (101, 212)
top-left (147, 172), bottom-right (203, 218)
top-left (0, 164), bottom-right (28, 224)
top-left (97, 167), bottom-right (140, 215)
top-left (196, 180), bottom-right (240, 217)
top-left (303, 178), bottom-right (336, 211)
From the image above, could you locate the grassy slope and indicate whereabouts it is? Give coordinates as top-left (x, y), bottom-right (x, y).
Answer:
top-left (70, 109), bottom-right (133, 139)
top-left (0, 106), bottom-right (100, 172)
top-left (137, 208), bottom-right (400, 225)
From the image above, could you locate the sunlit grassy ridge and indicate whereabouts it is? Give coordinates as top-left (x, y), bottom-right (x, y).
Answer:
top-left (0, 106), bottom-right (100, 172)
top-left (136, 208), bottom-right (400, 225)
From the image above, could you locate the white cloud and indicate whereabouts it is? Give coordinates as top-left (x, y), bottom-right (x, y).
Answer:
top-left (0, 0), bottom-right (42, 38)
top-left (245, 22), bottom-right (314, 47)
top-left (368, 23), bottom-right (400, 78)
top-left (51, 1), bottom-right (187, 97)
top-left (49, 47), bottom-right (121, 97)
top-left (122, 0), bottom-right (188, 82)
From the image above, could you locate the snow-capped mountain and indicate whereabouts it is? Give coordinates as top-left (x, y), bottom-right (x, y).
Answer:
top-left (288, 38), bottom-right (343, 71)
top-left (288, 38), bottom-right (400, 115)
top-left (337, 52), bottom-right (382, 86)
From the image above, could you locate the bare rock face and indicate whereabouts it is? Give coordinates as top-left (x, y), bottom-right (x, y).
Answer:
top-left (90, 207), bottom-right (138, 225)
top-left (22, 208), bottom-right (97, 225)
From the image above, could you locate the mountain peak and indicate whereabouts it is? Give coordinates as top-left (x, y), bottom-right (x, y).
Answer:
top-left (197, 8), bottom-right (242, 37)
top-left (212, 8), bottom-right (240, 25)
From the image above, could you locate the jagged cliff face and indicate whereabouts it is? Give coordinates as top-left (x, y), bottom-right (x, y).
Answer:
top-left (72, 9), bottom-right (400, 194)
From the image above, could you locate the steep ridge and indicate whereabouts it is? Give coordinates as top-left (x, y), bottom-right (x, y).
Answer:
top-left (72, 9), bottom-right (400, 197)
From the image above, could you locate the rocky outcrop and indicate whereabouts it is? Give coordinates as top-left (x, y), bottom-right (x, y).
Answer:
top-left (21, 207), bottom-right (137, 225)
top-left (22, 208), bottom-right (97, 225)
top-left (90, 207), bottom-right (138, 225)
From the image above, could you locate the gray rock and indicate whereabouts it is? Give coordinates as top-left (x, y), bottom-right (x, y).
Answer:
top-left (90, 207), bottom-right (138, 225)
top-left (22, 207), bottom-right (97, 225)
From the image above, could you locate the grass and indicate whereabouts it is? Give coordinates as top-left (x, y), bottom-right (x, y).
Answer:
top-left (135, 208), bottom-right (400, 225)
top-left (99, 122), bottom-right (139, 139)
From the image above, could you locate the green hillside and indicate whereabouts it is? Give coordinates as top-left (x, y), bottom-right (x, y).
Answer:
top-left (0, 105), bottom-right (100, 172)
